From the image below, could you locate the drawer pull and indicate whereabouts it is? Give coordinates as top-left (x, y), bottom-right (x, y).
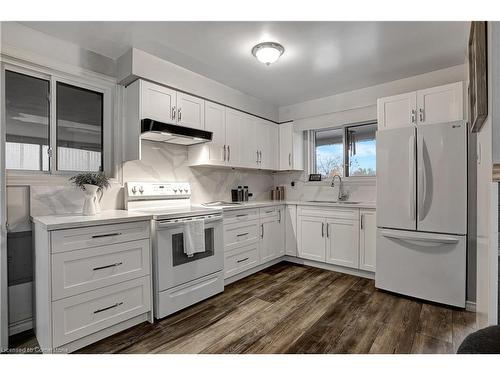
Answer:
top-left (236, 232), bottom-right (249, 237)
top-left (93, 302), bottom-right (123, 314)
top-left (237, 257), bottom-right (249, 263)
top-left (265, 210), bottom-right (273, 214)
top-left (92, 232), bottom-right (122, 239)
top-left (92, 262), bottom-right (123, 271)
top-left (236, 214), bottom-right (248, 218)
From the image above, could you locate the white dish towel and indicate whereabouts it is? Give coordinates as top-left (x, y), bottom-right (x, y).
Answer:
top-left (183, 219), bottom-right (206, 257)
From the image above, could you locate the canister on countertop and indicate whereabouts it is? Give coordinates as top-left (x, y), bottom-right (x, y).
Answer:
top-left (237, 186), bottom-right (243, 202)
top-left (231, 189), bottom-right (239, 202)
top-left (243, 186), bottom-right (249, 201)
top-left (271, 189), bottom-right (277, 200)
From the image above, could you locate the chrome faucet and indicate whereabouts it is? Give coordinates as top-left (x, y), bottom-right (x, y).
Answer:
top-left (331, 174), bottom-right (348, 201)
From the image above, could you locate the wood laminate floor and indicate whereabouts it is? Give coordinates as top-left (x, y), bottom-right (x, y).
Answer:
top-left (10, 262), bottom-right (477, 354)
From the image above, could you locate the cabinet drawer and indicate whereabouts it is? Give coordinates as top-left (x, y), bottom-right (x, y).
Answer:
top-left (51, 239), bottom-right (150, 300)
top-left (224, 244), bottom-right (260, 279)
top-left (223, 208), bottom-right (259, 224)
top-left (259, 206), bottom-right (282, 220)
top-left (297, 206), bottom-right (357, 221)
top-left (52, 276), bottom-right (151, 347)
top-left (224, 220), bottom-right (260, 250)
top-left (51, 221), bottom-right (150, 253)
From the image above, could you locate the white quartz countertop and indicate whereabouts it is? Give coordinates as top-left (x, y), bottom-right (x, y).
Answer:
top-left (216, 200), bottom-right (376, 211)
top-left (32, 210), bottom-right (153, 231)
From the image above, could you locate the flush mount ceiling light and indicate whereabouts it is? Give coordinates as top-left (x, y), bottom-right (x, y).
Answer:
top-left (251, 42), bottom-right (285, 65)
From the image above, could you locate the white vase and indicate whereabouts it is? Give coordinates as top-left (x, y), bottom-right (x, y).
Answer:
top-left (82, 184), bottom-right (99, 216)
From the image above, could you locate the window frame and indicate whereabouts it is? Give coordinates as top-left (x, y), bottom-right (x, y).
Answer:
top-left (1, 61), bottom-right (114, 177)
top-left (310, 120), bottom-right (377, 181)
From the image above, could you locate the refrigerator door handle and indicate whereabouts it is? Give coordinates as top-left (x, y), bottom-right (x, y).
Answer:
top-left (380, 230), bottom-right (459, 244)
top-left (408, 133), bottom-right (415, 221)
top-left (417, 136), bottom-right (425, 222)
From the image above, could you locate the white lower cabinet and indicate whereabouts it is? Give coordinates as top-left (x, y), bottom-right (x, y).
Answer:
top-left (297, 216), bottom-right (326, 262)
top-left (359, 209), bottom-right (376, 272)
top-left (33, 219), bottom-right (152, 353)
top-left (297, 206), bottom-right (373, 273)
top-left (223, 206), bottom-right (285, 279)
top-left (326, 219), bottom-right (359, 268)
top-left (284, 205), bottom-right (298, 256)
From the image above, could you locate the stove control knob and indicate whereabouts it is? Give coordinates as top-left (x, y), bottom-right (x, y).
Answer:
top-left (184, 189), bottom-right (189, 193)
top-left (173, 189), bottom-right (178, 193)
top-left (131, 186), bottom-right (137, 194)
top-left (139, 186), bottom-right (144, 194)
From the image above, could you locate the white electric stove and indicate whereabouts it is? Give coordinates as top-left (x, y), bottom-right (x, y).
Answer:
top-left (125, 182), bottom-right (224, 319)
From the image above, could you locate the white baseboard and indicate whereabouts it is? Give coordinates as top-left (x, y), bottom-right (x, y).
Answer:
top-left (465, 300), bottom-right (476, 312)
top-left (9, 317), bottom-right (33, 336)
top-left (284, 256), bottom-right (375, 280)
top-left (224, 258), bottom-right (283, 286)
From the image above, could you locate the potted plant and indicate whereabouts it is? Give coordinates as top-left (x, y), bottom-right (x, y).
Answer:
top-left (69, 172), bottom-right (111, 216)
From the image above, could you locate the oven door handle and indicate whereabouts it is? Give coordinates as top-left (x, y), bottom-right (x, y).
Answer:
top-left (157, 216), bottom-right (222, 229)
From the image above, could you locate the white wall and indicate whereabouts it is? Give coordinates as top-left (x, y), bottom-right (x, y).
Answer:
top-left (475, 22), bottom-right (498, 328)
top-left (279, 64), bottom-right (466, 123)
top-left (1, 22), bottom-right (116, 78)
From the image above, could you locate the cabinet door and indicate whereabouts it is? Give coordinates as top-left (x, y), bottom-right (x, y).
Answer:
top-left (225, 109), bottom-right (243, 166)
top-left (326, 218), bottom-right (359, 268)
top-left (285, 205), bottom-right (298, 256)
top-left (261, 215), bottom-right (285, 263)
top-left (279, 123), bottom-right (293, 170)
top-left (176, 92), bottom-right (205, 130)
top-left (359, 210), bottom-right (376, 272)
top-left (297, 216), bottom-right (326, 262)
top-left (259, 120), bottom-right (278, 170)
top-left (416, 82), bottom-right (463, 126)
top-left (204, 102), bottom-right (226, 164)
top-left (241, 115), bottom-right (259, 168)
top-left (141, 80), bottom-right (176, 123)
top-left (377, 92), bottom-right (417, 130)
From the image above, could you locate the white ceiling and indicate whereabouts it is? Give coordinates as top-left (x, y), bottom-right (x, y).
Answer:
top-left (21, 21), bottom-right (469, 106)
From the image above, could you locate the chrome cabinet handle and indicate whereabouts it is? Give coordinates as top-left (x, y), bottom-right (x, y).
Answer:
top-left (411, 109), bottom-right (416, 124)
top-left (261, 223), bottom-right (264, 238)
top-left (94, 302), bottom-right (123, 314)
top-left (256, 150), bottom-right (259, 163)
top-left (93, 262), bottom-right (123, 271)
top-left (278, 210), bottom-right (282, 223)
top-left (178, 108), bottom-right (182, 121)
top-left (172, 106), bottom-right (176, 120)
top-left (259, 151), bottom-right (262, 163)
top-left (228, 145), bottom-right (230, 161)
top-left (236, 232), bottom-right (249, 237)
top-left (326, 223), bottom-right (329, 238)
top-left (419, 108), bottom-right (424, 122)
top-left (360, 214), bottom-right (364, 230)
top-left (321, 222), bottom-right (324, 237)
top-left (92, 232), bottom-right (122, 239)
top-left (236, 214), bottom-right (248, 218)
top-left (223, 145), bottom-right (227, 161)
top-left (237, 257), bottom-right (249, 263)
top-left (289, 153), bottom-right (292, 167)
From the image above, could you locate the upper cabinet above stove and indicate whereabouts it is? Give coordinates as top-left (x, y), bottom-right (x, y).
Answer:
top-left (377, 81), bottom-right (464, 131)
top-left (123, 80), bottom-right (206, 161)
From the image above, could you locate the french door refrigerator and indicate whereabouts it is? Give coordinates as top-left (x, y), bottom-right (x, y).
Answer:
top-left (376, 120), bottom-right (467, 308)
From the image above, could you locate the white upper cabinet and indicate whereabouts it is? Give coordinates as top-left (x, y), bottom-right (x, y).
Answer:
top-left (204, 102), bottom-right (226, 164)
top-left (258, 120), bottom-right (278, 170)
top-left (377, 81), bottom-right (464, 131)
top-left (377, 92), bottom-right (417, 130)
top-left (278, 122), bottom-right (303, 171)
top-left (416, 81), bottom-right (463, 126)
top-left (141, 80), bottom-right (177, 123)
top-left (242, 115), bottom-right (259, 168)
top-left (225, 108), bottom-right (244, 166)
top-left (176, 92), bottom-right (205, 130)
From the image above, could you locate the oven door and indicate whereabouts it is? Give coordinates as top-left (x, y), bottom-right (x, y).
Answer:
top-left (155, 215), bottom-right (223, 291)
